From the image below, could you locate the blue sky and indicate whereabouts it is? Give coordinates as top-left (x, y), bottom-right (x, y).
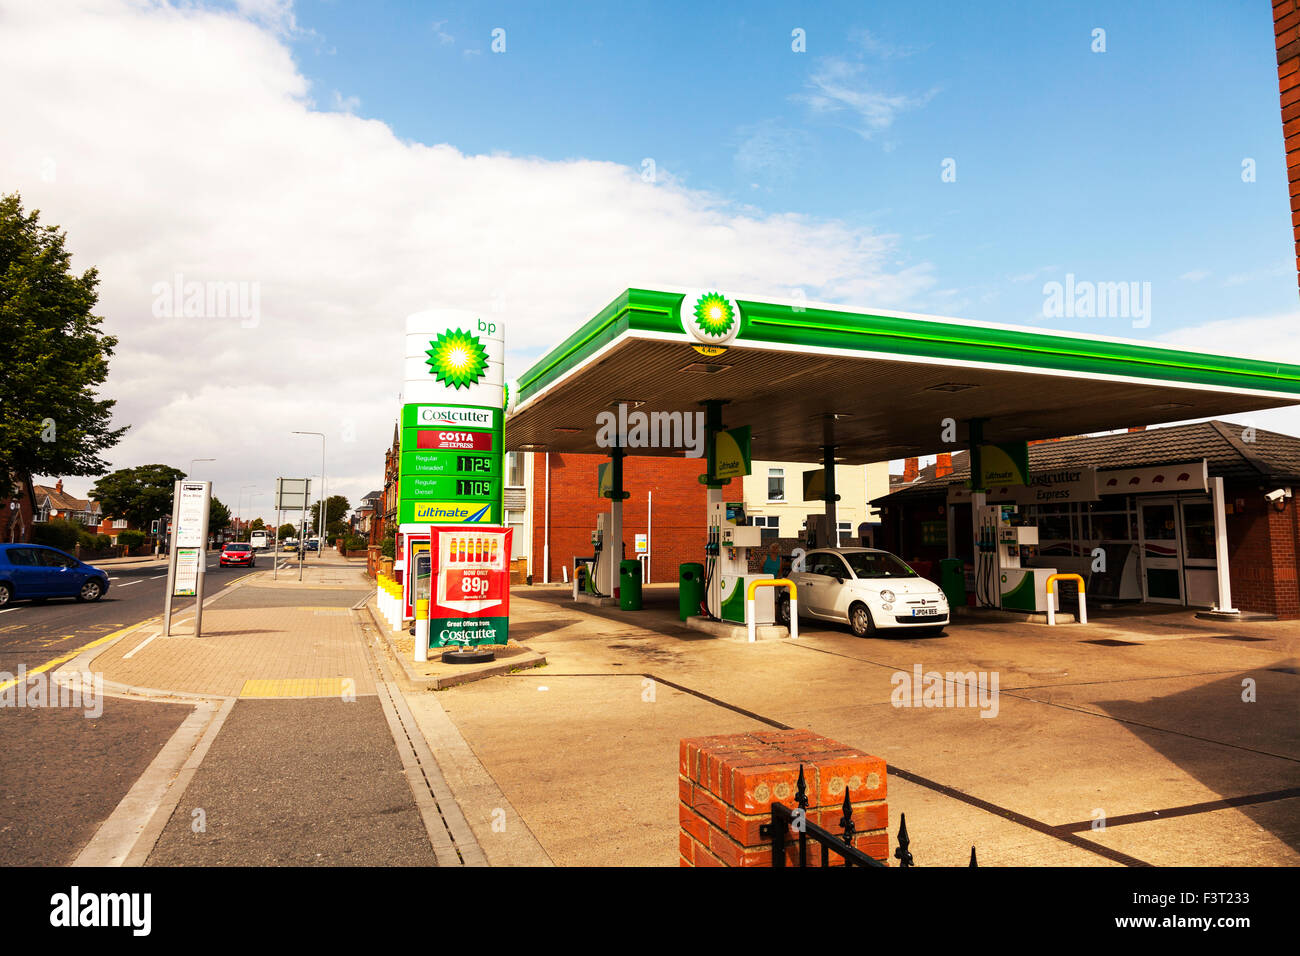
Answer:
top-left (8, 0), bottom-right (1299, 505)
top-left (285, 0), bottom-right (1296, 339)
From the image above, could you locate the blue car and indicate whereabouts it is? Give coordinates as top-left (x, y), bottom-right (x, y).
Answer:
top-left (0, 544), bottom-right (110, 608)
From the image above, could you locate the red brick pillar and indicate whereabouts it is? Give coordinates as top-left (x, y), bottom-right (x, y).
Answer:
top-left (679, 729), bottom-right (888, 866)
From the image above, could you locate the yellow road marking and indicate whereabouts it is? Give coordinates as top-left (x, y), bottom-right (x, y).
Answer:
top-left (0, 617), bottom-right (159, 693)
top-left (239, 678), bottom-right (346, 698)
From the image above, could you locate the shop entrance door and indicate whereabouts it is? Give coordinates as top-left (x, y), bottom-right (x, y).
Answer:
top-left (1179, 497), bottom-right (1218, 607)
top-left (1138, 498), bottom-right (1183, 604)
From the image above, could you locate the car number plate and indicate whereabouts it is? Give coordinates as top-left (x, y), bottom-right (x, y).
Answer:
top-left (912, 607), bottom-right (939, 617)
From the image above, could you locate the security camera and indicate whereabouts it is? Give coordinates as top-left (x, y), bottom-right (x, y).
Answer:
top-left (1265, 488), bottom-right (1291, 502)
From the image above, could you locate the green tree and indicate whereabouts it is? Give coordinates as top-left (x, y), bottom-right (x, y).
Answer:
top-left (0, 193), bottom-right (127, 489)
top-left (209, 496), bottom-right (231, 536)
top-left (278, 523), bottom-right (296, 539)
top-left (89, 464), bottom-right (185, 528)
top-left (310, 495), bottom-right (350, 533)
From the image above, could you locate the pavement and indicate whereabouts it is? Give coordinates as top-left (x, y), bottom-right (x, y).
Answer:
top-left (10, 554), bottom-right (1296, 868)
top-left (32, 549), bottom-right (489, 867)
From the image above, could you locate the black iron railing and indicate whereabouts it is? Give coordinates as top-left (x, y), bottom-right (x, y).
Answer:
top-left (761, 764), bottom-right (977, 868)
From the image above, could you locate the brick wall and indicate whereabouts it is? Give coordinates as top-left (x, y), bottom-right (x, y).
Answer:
top-left (679, 729), bottom-right (889, 867)
top-left (1277, 0), bottom-right (1300, 292)
top-left (1226, 482), bottom-right (1300, 618)
top-left (530, 452), bottom-right (733, 584)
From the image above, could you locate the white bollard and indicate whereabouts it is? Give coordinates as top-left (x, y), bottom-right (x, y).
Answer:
top-left (747, 598), bottom-right (756, 643)
top-left (1046, 598), bottom-right (1056, 627)
top-left (1078, 591), bottom-right (1087, 625)
top-left (788, 598), bottom-right (798, 640)
top-left (414, 599), bottom-right (428, 662)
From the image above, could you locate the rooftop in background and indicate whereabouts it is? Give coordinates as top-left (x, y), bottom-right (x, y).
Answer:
top-left (506, 288), bottom-right (1300, 465)
top-left (876, 420), bottom-right (1300, 501)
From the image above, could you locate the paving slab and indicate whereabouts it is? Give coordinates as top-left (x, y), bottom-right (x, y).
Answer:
top-left (427, 588), bottom-right (1300, 867)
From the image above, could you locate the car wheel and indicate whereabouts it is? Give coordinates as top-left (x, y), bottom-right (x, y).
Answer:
top-left (77, 579), bottom-right (104, 602)
top-left (777, 595), bottom-right (791, 627)
top-left (848, 601), bottom-right (874, 638)
top-left (0, 583), bottom-right (11, 608)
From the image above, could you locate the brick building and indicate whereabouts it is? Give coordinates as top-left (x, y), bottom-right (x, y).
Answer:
top-left (1, 475), bottom-right (37, 544)
top-left (873, 420), bottom-right (1300, 618)
top-left (528, 451), bottom-right (732, 585)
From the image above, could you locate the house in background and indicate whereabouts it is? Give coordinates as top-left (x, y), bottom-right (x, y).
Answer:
top-left (33, 479), bottom-right (102, 527)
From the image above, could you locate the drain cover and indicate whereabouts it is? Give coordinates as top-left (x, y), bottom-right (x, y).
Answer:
top-left (1081, 638), bottom-right (1143, 647)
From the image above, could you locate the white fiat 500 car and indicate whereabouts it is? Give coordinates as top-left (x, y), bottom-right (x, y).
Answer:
top-left (778, 548), bottom-right (949, 637)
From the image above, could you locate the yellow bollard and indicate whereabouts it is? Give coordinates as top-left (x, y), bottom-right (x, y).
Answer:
top-left (1045, 573), bottom-right (1086, 626)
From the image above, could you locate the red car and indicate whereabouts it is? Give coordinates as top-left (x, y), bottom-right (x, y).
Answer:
top-left (219, 542), bottom-right (256, 568)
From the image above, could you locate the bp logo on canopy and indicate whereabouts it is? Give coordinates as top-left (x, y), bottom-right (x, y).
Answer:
top-left (679, 289), bottom-right (741, 351)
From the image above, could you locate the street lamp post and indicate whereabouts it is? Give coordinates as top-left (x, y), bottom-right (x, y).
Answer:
top-left (188, 458), bottom-right (214, 477)
top-left (291, 431), bottom-right (326, 554)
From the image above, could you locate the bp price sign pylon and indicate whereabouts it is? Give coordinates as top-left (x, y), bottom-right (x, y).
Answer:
top-left (400, 309), bottom-right (510, 661)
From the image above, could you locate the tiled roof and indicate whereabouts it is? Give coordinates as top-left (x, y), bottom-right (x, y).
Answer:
top-left (33, 485), bottom-right (98, 513)
top-left (877, 420), bottom-right (1300, 501)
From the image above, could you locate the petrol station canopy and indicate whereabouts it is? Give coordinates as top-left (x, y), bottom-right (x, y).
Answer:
top-left (506, 288), bottom-right (1300, 463)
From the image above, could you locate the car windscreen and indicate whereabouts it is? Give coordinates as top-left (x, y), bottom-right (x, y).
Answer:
top-left (844, 551), bottom-right (918, 579)
top-left (224, 544), bottom-right (249, 551)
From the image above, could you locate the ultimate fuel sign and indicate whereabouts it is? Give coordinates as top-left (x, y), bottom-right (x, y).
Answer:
top-left (428, 527), bottom-right (512, 648)
top-left (399, 310), bottom-right (505, 525)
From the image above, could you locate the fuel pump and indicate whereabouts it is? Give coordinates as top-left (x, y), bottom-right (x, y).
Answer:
top-left (975, 504), bottom-right (1058, 612)
top-left (589, 512), bottom-right (618, 597)
top-left (705, 501), bottom-right (774, 625)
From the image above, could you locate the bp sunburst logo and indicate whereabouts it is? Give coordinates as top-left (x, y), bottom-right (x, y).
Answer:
top-left (681, 289), bottom-right (741, 349)
top-left (425, 328), bottom-right (488, 390)
top-left (694, 292), bottom-right (735, 338)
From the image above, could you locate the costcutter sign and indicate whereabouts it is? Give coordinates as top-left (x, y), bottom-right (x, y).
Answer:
top-left (414, 405), bottom-right (496, 429)
top-left (948, 467), bottom-right (1100, 505)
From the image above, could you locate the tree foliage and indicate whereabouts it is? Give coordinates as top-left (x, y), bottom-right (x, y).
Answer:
top-left (89, 464), bottom-right (185, 528)
top-left (209, 496), bottom-right (231, 535)
top-left (0, 193), bottom-right (126, 486)
top-left (309, 495), bottom-right (350, 532)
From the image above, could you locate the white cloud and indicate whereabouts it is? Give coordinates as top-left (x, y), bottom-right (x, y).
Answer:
top-left (1156, 312), bottom-right (1300, 438)
top-left (1179, 269), bottom-right (1210, 282)
top-left (330, 90), bottom-right (360, 113)
top-left (2, 0), bottom-right (934, 508)
top-left (795, 57), bottom-right (935, 139)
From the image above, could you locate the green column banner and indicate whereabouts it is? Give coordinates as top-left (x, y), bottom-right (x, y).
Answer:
top-left (979, 441), bottom-right (1030, 487)
top-left (713, 425), bottom-right (752, 480)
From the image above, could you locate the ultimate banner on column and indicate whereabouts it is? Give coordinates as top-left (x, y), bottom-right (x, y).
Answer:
top-left (428, 527), bottom-right (512, 648)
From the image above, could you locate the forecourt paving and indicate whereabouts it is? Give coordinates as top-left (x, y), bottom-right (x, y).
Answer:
top-left (433, 584), bottom-right (1300, 867)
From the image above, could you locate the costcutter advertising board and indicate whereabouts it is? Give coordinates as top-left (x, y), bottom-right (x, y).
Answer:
top-left (427, 526), bottom-right (512, 649)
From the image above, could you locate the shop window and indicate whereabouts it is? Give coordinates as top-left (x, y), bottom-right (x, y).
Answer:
top-left (1181, 502), bottom-right (1215, 559)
